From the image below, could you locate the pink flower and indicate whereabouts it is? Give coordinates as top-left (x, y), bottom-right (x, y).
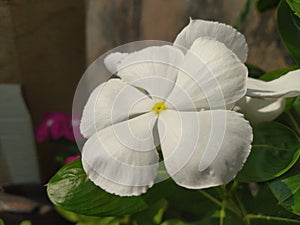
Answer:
top-left (35, 112), bottom-right (75, 142)
top-left (65, 154), bottom-right (80, 164)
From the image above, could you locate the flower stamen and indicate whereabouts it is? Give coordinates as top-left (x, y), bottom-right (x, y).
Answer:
top-left (152, 102), bottom-right (166, 114)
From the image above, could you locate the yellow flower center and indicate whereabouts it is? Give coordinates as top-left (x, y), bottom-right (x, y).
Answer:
top-left (152, 102), bottom-right (166, 114)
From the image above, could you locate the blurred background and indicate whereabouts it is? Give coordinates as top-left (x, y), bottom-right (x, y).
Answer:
top-left (0, 0), bottom-right (294, 224)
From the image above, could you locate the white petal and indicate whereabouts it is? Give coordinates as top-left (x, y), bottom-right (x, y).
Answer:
top-left (104, 52), bottom-right (128, 74)
top-left (82, 112), bottom-right (159, 196)
top-left (117, 45), bottom-right (184, 99)
top-left (247, 70), bottom-right (300, 98)
top-left (234, 96), bottom-right (286, 124)
top-left (158, 110), bottom-right (252, 189)
top-left (167, 38), bottom-right (247, 111)
top-left (174, 19), bottom-right (248, 62)
top-left (80, 79), bottom-right (154, 138)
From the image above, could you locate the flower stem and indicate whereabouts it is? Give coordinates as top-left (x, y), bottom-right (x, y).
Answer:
top-left (220, 199), bottom-right (226, 225)
top-left (198, 189), bottom-right (222, 207)
top-left (198, 189), bottom-right (243, 219)
top-left (287, 112), bottom-right (300, 137)
top-left (246, 214), bottom-right (300, 224)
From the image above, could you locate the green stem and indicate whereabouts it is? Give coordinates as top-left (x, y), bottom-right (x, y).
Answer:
top-left (198, 190), bottom-right (243, 219)
top-left (198, 190), bottom-right (222, 207)
top-left (246, 214), bottom-right (300, 224)
top-left (288, 112), bottom-right (300, 137)
top-left (234, 193), bottom-right (250, 225)
top-left (220, 199), bottom-right (226, 225)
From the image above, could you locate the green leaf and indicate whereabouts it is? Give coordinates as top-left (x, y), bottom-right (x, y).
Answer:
top-left (0, 219), bottom-right (4, 225)
top-left (237, 183), bottom-right (300, 224)
top-left (259, 65), bottom-right (299, 81)
top-left (19, 221), bottom-right (31, 225)
top-left (293, 96), bottom-right (300, 115)
top-left (161, 219), bottom-right (203, 225)
top-left (246, 63), bottom-right (266, 79)
top-left (47, 159), bottom-right (166, 217)
top-left (237, 122), bottom-right (300, 182)
top-left (132, 199), bottom-right (167, 225)
top-left (269, 173), bottom-right (300, 216)
top-left (257, 0), bottom-right (280, 12)
top-left (278, 0), bottom-right (300, 65)
top-left (286, 0), bottom-right (300, 18)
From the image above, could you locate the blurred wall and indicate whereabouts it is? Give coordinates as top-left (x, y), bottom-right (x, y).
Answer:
top-left (0, 0), bottom-right (85, 182)
top-left (87, 0), bottom-right (293, 71)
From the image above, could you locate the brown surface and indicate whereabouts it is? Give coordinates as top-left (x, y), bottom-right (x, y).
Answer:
top-left (0, 184), bottom-right (72, 225)
top-left (0, 0), bottom-right (86, 183)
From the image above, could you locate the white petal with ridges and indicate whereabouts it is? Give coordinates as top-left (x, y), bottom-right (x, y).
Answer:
top-left (104, 52), bottom-right (128, 74)
top-left (174, 19), bottom-right (248, 62)
top-left (158, 110), bottom-right (252, 189)
top-left (235, 96), bottom-right (286, 124)
top-left (117, 45), bottom-right (184, 99)
top-left (80, 79), bottom-right (154, 138)
top-left (167, 38), bottom-right (247, 111)
top-left (247, 70), bottom-right (300, 98)
top-left (82, 112), bottom-right (159, 196)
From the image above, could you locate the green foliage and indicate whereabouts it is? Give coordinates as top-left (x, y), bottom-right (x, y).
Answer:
top-left (270, 172), bottom-right (300, 216)
top-left (286, 0), bottom-right (300, 17)
top-left (56, 207), bottom-right (120, 225)
top-left (47, 159), bottom-right (173, 217)
top-left (257, 0), bottom-right (280, 12)
top-left (259, 65), bottom-right (299, 81)
top-left (237, 122), bottom-right (300, 182)
top-left (246, 63), bottom-right (266, 78)
top-left (132, 199), bottom-right (168, 225)
top-left (278, 0), bottom-right (300, 65)
top-left (19, 221), bottom-right (32, 225)
top-left (0, 219), bottom-right (4, 225)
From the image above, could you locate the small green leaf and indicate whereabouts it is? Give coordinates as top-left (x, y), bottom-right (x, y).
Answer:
top-left (132, 199), bottom-right (167, 225)
top-left (257, 0), bottom-right (280, 12)
top-left (0, 219), bottom-right (4, 225)
top-left (246, 63), bottom-right (266, 78)
top-left (259, 65), bottom-right (299, 81)
top-left (269, 173), bottom-right (300, 215)
top-left (237, 122), bottom-right (300, 182)
top-left (19, 221), bottom-right (31, 225)
top-left (47, 159), bottom-right (162, 217)
top-left (286, 0), bottom-right (300, 18)
top-left (278, 0), bottom-right (300, 65)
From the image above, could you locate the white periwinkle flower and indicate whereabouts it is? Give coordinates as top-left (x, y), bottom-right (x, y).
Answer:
top-left (173, 19), bottom-right (300, 125)
top-left (79, 19), bottom-right (253, 196)
top-left (235, 71), bottom-right (300, 124)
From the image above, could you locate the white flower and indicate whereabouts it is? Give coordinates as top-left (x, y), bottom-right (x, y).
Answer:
top-left (79, 19), bottom-right (253, 196)
top-left (173, 19), bottom-right (300, 124)
top-left (235, 71), bottom-right (300, 124)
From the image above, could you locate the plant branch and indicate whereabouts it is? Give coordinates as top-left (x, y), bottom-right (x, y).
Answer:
top-left (246, 214), bottom-right (300, 224)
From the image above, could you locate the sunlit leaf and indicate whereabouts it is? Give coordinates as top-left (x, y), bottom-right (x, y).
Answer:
top-left (286, 0), bottom-right (300, 18)
top-left (278, 0), bottom-right (300, 64)
top-left (237, 122), bottom-right (300, 182)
